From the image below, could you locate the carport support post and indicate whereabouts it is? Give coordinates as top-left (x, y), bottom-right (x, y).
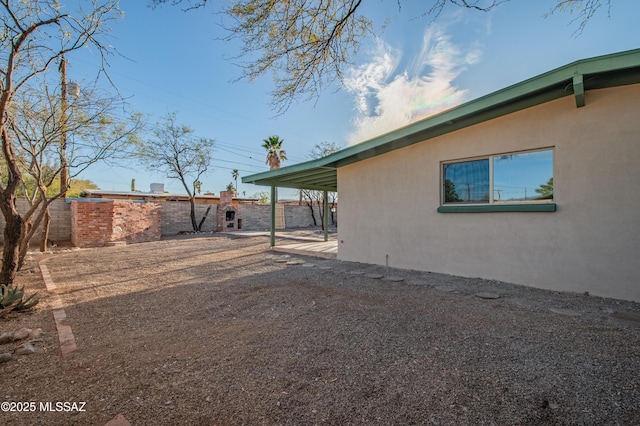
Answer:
top-left (270, 185), bottom-right (276, 247)
top-left (323, 190), bottom-right (329, 242)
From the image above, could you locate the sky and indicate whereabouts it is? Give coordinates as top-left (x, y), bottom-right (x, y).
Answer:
top-left (66, 0), bottom-right (640, 199)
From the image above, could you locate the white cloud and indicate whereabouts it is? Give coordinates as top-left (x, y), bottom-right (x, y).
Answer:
top-left (344, 24), bottom-right (481, 145)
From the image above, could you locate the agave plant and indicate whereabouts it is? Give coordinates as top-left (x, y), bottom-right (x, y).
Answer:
top-left (0, 285), bottom-right (38, 317)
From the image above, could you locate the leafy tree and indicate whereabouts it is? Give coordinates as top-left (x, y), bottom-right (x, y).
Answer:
top-left (250, 191), bottom-right (270, 204)
top-left (8, 78), bottom-right (142, 259)
top-left (0, 0), bottom-right (124, 289)
top-left (136, 113), bottom-right (215, 231)
top-left (150, 0), bottom-right (611, 112)
top-left (535, 177), bottom-right (554, 200)
top-left (65, 180), bottom-right (99, 198)
top-left (226, 181), bottom-right (237, 196)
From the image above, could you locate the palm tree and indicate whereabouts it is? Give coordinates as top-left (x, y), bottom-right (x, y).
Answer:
top-left (262, 135), bottom-right (287, 170)
top-left (231, 169), bottom-right (239, 195)
top-left (262, 135), bottom-right (287, 203)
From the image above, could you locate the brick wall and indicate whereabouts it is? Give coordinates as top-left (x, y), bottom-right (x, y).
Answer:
top-left (0, 198), bottom-right (332, 244)
top-left (237, 204), bottom-right (323, 230)
top-left (237, 204), bottom-right (271, 230)
top-left (160, 202), bottom-right (217, 234)
top-left (0, 198), bottom-right (70, 244)
top-left (70, 200), bottom-right (112, 247)
top-left (111, 201), bottom-right (161, 244)
top-left (284, 205), bottom-right (318, 228)
top-left (70, 200), bottom-right (161, 248)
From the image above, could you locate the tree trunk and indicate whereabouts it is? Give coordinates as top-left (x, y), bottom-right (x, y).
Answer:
top-left (189, 198), bottom-right (198, 231)
top-left (39, 205), bottom-right (51, 252)
top-left (0, 209), bottom-right (23, 287)
top-left (17, 217), bottom-right (32, 271)
top-left (318, 202), bottom-right (324, 231)
top-left (197, 206), bottom-right (211, 231)
top-left (18, 196), bottom-right (48, 270)
top-left (0, 128), bottom-right (24, 287)
top-left (307, 202), bottom-right (317, 226)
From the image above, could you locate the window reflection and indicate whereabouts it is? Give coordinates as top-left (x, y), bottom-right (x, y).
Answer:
top-left (493, 150), bottom-right (553, 202)
top-left (442, 149), bottom-right (553, 204)
top-left (443, 159), bottom-right (490, 203)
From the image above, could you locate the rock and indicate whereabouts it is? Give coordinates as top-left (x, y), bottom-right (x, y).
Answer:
top-left (384, 276), bottom-right (404, 282)
top-left (0, 332), bottom-right (13, 344)
top-left (0, 352), bottom-right (12, 363)
top-left (14, 342), bottom-right (36, 355)
top-left (28, 328), bottom-right (43, 341)
top-left (435, 285), bottom-right (456, 293)
top-left (365, 273), bottom-right (384, 279)
top-left (12, 327), bottom-right (32, 341)
top-left (103, 414), bottom-right (132, 426)
top-left (475, 292), bottom-right (501, 300)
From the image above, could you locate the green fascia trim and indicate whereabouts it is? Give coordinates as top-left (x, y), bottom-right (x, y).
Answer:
top-left (243, 49), bottom-right (640, 191)
top-left (437, 203), bottom-right (557, 213)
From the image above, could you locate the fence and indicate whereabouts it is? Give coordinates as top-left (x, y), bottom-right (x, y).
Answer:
top-left (0, 198), bottom-right (336, 244)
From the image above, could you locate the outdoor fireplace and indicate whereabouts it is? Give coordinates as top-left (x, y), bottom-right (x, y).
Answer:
top-left (216, 190), bottom-right (239, 231)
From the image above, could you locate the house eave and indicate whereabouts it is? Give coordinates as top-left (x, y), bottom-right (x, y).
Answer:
top-left (242, 48), bottom-right (640, 192)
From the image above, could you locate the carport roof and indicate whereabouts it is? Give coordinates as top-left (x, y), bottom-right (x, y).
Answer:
top-left (242, 48), bottom-right (640, 192)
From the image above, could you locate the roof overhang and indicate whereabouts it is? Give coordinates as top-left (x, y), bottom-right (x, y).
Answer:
top-left (243, 49), bottom-right (640, 192)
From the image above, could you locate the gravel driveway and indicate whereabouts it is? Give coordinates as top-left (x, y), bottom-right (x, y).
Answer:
top-left (2, 233), bottom-right (639, 425)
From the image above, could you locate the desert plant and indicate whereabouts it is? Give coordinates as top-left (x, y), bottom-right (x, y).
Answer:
top-left (0, 285), bottom-right (38, 317)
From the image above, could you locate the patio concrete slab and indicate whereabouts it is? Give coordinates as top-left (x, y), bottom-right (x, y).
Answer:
top-left (272, 240), bottom-right (337, 259)
top-left (221, 230), bottom-right (338, 259)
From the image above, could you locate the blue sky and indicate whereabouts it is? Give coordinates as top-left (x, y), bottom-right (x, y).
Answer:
top-left (68, 0), bottom-right (640, 199)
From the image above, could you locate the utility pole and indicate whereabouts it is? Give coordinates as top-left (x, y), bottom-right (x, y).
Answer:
top-left (59, 55), bottom-right (68, 198)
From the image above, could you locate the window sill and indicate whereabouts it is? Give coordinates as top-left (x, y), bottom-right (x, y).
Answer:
top-left (437, 203), bottom-right (556, 213)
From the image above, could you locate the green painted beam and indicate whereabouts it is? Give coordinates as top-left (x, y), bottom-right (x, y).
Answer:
top-left (270, 185), bottom-right (276, 247)
top-left (574, 74), bottom-right (585, 107)
top-left (323, 191), bottom-right (329, 242)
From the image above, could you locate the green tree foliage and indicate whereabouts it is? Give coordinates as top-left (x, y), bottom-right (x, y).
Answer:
top-left (136, 113), bottom-right (215, 231)
top-left (444, 179), bottom-right (461, 203)
top-left (231, 168), bottom-right (239, 195)
top-left (7, 75), bottom-right (142, 261)
top-left (535, 177), bottom-right (554, 200)
top-left (226, 181), bottom-right (237, 196)
top-left (262, 135), bottom-right (287, 170)
top-left (250, 191), bottom-right (270, 204)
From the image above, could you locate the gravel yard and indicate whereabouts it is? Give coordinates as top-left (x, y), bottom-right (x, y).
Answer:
top-left (1, 233), bottom-right (639, 425)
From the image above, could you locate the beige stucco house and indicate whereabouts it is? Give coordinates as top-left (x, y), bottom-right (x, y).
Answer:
top-left (244, 49), bottom-right (640, 302)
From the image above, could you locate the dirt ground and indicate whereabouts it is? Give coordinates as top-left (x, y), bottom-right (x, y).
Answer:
top-left (1, 233), bottom-right (639, 425)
